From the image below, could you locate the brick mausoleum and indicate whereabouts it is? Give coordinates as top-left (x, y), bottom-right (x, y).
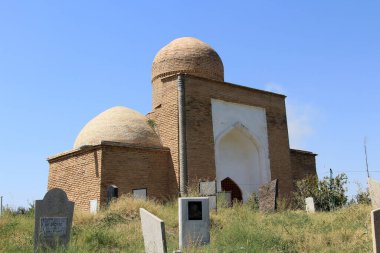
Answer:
top-left (47, 37), bottom-right (317, 211)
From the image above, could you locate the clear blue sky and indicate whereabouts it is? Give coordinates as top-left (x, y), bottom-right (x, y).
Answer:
top-left (1, 1), bottom-right (379, 208)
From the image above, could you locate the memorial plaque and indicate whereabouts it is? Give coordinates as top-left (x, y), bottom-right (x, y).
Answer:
top-left (188, 201), bottom-right (202, 220)
top-left (40, 217), bottom-right (67, 237)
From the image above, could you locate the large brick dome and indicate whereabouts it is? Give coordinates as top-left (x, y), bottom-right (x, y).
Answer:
top-left (73, 106), bottom-right (162, 148)
top-left (152, 37), bottom-right (224, 82)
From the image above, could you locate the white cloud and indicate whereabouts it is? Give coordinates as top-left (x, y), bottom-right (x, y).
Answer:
top-left (286, 101), bottom-right (316, 149)
top-left (263, 82), bottom-right (317, 149)
top-left (264, 82), bottom-right (285, 94)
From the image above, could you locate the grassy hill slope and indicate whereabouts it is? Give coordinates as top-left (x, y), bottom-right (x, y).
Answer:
top-left (0, 196), bottom-right (373, 252)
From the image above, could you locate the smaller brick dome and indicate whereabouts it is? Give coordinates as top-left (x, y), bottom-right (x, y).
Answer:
top-left (74, 106), bottom-right (162, 149)
top-left (152, 37), bottom-right (224, 82)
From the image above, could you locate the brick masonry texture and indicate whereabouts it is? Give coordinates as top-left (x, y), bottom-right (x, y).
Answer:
top-left (48, 143), bottom-right (171, 211)
top-left (48, 147), bottom-right (102, 212)
top-left (290, 149), bottom-right (317, 182)
top-left (48, 74), bottom-right (317, 210)
top-left (151, 74), bottom-right (315, 198)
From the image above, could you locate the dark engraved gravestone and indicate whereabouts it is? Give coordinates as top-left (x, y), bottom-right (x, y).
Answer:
top-left (258, 179), bottom-right (278, 212)
top-left (34, 188), bottom-right (74, 252)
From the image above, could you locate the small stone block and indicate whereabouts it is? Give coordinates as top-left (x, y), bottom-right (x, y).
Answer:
top-left (305, 197), bottom-right (315, 213)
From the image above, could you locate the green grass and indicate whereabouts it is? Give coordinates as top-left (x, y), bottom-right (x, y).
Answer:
top-left (0, 196), bottom-right (373, 252)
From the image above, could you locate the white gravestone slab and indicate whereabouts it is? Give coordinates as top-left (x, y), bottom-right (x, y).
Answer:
top-left (90, 199), bottom-right (98, 214)
top-left (371, 208), bottom-right (380, 253)
top-left (134, 188), bottom-right (147, 200)
top-left (369, 178), bottom-right (380, 210)
top-left (140, 208), bottom-right (167, 253)
top-left (305, 197), bottom-right (315, 213)
top-left (179, 197), bottom-right (210, 249)
top-left (199, 181), bottom-right (217, 196)
top-left (34, 188), bottom-right (74, 252)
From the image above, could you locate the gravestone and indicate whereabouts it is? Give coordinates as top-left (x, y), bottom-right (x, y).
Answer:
top-left (258, 179), bottom-right (278, 212)
top-left (34, 188), bottom-right (74, 252)
top-left (199, 181), bottom-right (216, 196)
top-left (305, 197), bottom-right (315, 213)
top-left (217, 191), bottom-right (232, 208)
top-left (371, 208), bottom-right (380, 253)
top-left (178, 197), bottom-right (210, 249)
top-left (90, 199), bottom-right (98, 214)
top-left (369, 178), bottom-right (380, 209)
top-left (208, 196), bottom-right (217, 210)
top-left (199, 181), bottom-right (217, 210)
top-left (140, 208), bottom-right (167, 253)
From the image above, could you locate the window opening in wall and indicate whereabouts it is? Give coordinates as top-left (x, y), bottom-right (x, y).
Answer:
top-left (133, 188), bottom-right (147, 200)
top-left (107, 185), bottom-right (118, 204)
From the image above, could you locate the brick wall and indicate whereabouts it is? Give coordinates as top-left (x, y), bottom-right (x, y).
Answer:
top-left (48, 143), bottom-right (172, 211)
top-left (290, 149), bottom-right (317, 183)
top-left (100, 144), bottom-right (172, 203)
top-left (149, 76), bottom-right (180, 196)
top-left (152, 74), bottom-right (294, 198)
top-left (48, 147), bottom-right (102, 211)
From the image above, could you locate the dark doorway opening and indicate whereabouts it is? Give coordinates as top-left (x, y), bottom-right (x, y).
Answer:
top-left (221, 177), bottom-right (243, 203)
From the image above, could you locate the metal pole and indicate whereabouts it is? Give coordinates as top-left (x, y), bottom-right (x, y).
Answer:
top-left (178, 74), bottom-right (188, 196)
top-left (329, 168), bottom-right (334, 211)
top-left (364, 137), bottom-right (370, 178)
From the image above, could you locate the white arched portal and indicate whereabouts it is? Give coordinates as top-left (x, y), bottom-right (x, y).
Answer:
top-left (211, 99), bottom-right (271, 203)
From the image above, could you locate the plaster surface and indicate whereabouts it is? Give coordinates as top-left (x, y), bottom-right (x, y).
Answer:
top-left (211, 99), bottom-right (270, 202)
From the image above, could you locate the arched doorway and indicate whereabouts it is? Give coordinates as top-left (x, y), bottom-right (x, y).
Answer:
top-left (221, 177), bottom-right (242, 202)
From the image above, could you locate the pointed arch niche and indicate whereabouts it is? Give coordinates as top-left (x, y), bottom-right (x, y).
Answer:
top-left (212, 99), bottom-right (271, 203)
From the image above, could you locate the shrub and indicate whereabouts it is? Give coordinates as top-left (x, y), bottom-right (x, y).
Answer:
top-left (292, 173), bottom-right (348, 211)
